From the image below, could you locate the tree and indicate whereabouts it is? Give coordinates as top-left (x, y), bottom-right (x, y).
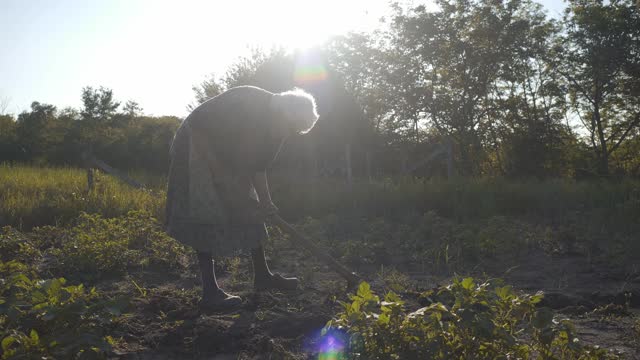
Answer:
top-left (187, 75), bottom-right (224, 111)
top-left (0, 96), bottom-right (10, 115)
top-left (327, 31), bottom-right (405, 143)
top-left (15, 102), bottom-right (59, 163)
top-left (556, 0), bottom-right (640, 175)
top-left (122, 100), bottom-right (142, 117)
top-left (81, 86), bottom-right (120, 122)
top-left (487, 1), bottom-right (575, 177)
top-left (365, 0), bottom-right (571, 175)
top-left (188, 47), bottom-right (288, 111)
top-left (0, 114), bottom-right (18, 162)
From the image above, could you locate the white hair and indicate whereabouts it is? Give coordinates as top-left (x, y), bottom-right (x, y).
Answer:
top-left (270, 88), bottom-right (319, 134)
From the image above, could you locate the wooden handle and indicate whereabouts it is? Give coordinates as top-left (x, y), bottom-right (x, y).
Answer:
top-left (271, 215), bottom-right (361, 287)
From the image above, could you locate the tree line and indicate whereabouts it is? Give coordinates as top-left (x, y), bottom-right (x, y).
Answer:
top-left (0, 87), bottom-right (180, 174)
top-left (323, 0), bottom-right (639, 178)
top-left (1, 0), bottom-right (639, 178)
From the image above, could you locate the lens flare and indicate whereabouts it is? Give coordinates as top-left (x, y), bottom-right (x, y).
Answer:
top-left (317, 330), bottom-right (346, 360)
top-left (294, 64), bottom-right (328, 84)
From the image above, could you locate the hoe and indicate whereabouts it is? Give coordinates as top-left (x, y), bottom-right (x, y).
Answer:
top-left (271, 214), bottom-right (362, 289)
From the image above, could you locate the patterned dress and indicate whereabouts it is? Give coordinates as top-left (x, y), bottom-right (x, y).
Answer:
top-left (165, 86), bottom-right (285, 256)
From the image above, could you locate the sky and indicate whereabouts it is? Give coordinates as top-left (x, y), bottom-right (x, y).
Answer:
top-left (0, 0), bottom-right (566, 118)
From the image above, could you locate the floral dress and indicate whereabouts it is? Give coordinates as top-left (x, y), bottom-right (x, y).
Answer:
top-left (165, 86), bottom-right (285, 256)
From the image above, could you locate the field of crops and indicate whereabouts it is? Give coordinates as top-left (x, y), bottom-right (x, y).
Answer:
top-left (1, 165), bottom-right (639, 358)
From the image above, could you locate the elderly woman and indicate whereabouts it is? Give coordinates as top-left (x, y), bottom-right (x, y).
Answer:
top-left (165, 86), bottom-right (319, 309)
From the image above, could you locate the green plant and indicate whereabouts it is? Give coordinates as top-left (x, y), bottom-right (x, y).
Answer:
top-left (0, 227), bottom-right (41, 264)
top-left (0, 260), bottom-right (124, 359)
top-left (375, 266), bottom-right (413, 293)
top-left (325, 279), bottom-right (618, 359)
top-left (47, 211), bottom-right (186, 281)
top-left (225, 256), bottom-right (251, 288)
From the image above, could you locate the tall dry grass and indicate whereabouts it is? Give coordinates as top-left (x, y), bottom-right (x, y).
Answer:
top-left (2, 164), bottom-right (639, 237)
top-left (0, 164), bottom-right (165, 229)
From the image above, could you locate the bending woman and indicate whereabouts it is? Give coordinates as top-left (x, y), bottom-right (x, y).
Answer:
top-left (165, 86), bottom-right (319, 309)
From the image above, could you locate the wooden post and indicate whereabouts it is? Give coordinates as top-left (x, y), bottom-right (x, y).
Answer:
top-left (81, 151), bottom-right (94, 192)
top-left (86, 167), bottom-right (94, 192)
top-left (83, 153), bottom-right (145, 189)
top-left (89, 155), bottom-right (144, 189)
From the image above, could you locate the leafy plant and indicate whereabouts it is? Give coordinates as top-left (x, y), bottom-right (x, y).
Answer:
top-left (325, 279), bottom-right (618, 359)
top-left (0, 260), bottom-right (124, 359)
top-left (0, 227), bottom-right (40, 264)
top-left (48, 211), bottom-right (186, 281)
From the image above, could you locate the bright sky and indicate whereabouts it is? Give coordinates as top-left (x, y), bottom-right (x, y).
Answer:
top-left (0, 0), bottom-right (566, 118)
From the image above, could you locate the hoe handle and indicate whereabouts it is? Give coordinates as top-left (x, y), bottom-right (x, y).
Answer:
top-left (271, 215), bottom-right (361, 288)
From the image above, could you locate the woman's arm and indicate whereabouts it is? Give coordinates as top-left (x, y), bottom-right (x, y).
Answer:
top-left (253, 171), bottom-right (278, 216)
top-left (252, 171), bottom-right (271, 204)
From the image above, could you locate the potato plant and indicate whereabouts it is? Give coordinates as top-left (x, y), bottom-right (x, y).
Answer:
top-left (325, 279), bottom-right (619, 359)
top-left (0, 261), bottom-right (124, 359)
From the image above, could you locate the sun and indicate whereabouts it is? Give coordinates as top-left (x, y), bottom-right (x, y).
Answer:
top-left (226, 0), bottom-right (383, 51)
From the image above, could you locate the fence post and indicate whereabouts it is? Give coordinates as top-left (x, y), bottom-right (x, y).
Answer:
top-left (81, 151), bottom-right (94, 192)
top-left (86, 167), bottom-right (94, 192)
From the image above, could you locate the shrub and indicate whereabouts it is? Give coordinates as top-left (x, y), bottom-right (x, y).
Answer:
top-left (0, 227), bottom-right (41, 264)
top-left (325, 279), bottom-right (619, 359)
top-left (48, 211), bottom-right (187, 281)
top-left (0, 260), bottom-right (124, 359)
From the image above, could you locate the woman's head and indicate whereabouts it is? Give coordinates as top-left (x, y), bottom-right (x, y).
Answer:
top-left (270, 88), bottom-right (319, 135)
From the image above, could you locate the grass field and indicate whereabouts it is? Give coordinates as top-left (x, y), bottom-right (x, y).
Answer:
top-left (0, 165), bottom-right (165, 229)
top-left (1, 165), bottom-right (639, 358)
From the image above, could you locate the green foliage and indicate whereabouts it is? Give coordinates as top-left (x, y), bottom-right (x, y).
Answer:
top-left (326, 279), bottom-right (618, 359)
top-left (47, 211), bottom-right (186, 281)
top-left (0, 227), bottom-right (40, 264)
top-left (556, 0), bottom-right (640, 175)
top-left (0, 210), bottom-right (186, 357)
top-left (275, 176), bottom-right (640, 268)
top-left (188, 47), bottom-right (288, 111)
top-left (80, 86), bottom-right (120, 122)
top-left (1, 87), bottom-right (180, 174)
top-left (375, 267), bottom-right (413, 294)
top-left (0, 116), bottom-right (19, 163)
top-left (0, 261), bottom-right (123, 359)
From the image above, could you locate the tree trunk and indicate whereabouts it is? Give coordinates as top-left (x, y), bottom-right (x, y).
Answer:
top-left (593, 104), bottom-right (609, 176)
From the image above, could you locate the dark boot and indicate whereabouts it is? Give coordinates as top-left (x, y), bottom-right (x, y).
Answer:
top-left (197, 251), bottom-right (242, 309)
top-left (251, 246), bottom-right (299, 291)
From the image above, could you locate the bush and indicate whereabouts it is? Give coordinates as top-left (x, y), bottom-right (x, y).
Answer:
top-left (47, 211), bottom-right (187, 281)
top-left (325, 279), bottom-right (619, 359)
top-left (0, 227), bottom-right (41, 264)
top-left (0, 260), bottom-right (124, 359)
